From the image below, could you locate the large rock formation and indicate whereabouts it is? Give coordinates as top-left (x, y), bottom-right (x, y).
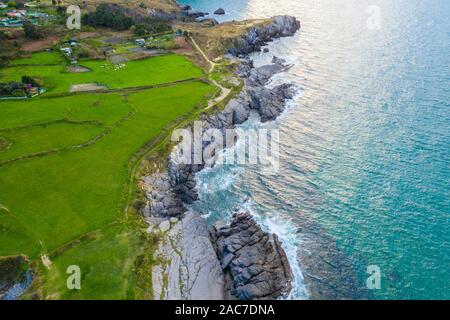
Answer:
top-left (210, 212), bottom-right (293, 300)
top-left (142, 173), bottom-right (185, 218)
top-left (228, 16), bottom-right (301, 56)
top-left (144, 15), bottom-right (301, 301)
top-left (167, 56), bottom-right (296, 205)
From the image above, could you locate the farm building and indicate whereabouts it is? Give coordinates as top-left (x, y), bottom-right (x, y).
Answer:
top-left (135, 39), bottom-right (146, 47)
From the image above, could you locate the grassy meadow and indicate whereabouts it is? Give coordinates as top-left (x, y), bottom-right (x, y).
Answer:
top-left (0, 51), bottom-right (215, 299)
top-left (9, 51), bottom-right (64, 66)
top-left (0, 54), bottom-right (204, 94)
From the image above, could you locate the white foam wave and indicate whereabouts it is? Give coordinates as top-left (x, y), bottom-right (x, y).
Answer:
top-left (241, 202), bottom-right (309, 300)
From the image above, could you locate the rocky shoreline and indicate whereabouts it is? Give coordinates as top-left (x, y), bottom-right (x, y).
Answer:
top-left (142, 15), bottom-right (301, 300)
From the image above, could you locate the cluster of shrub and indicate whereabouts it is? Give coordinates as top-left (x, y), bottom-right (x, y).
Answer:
top-left (2, 0), bottom-right (63, 8)
top-left (0, 76), bottom-right (41, 97)
top-left (82, 3), bottom-right (172, 35)
top-left (0, 30), bottom-right (19, 67)
top-left (23, 20), bottom-right (45, 39)
top-left (2, 1), bottom-right (25, 9)
top-left (131, 17), bottom-right (172, 36)
top-left (82, 4), bottom-right (134, 31)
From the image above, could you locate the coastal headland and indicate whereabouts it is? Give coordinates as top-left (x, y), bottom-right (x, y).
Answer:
top-left (0, 0), bottom-right (300, 300)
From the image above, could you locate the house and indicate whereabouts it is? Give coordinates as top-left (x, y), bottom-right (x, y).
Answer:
top-left (7, 10), bottom-right (26, 19)
top-left (61, 39), bottom-right (78, 47)
top-left (0, 18), bottom-right (23, 27)
top-left (27, 11), bottom-right (49, 19)
top-left (60, 47), bottom-right (73, 57)
top-left (24, 2), bottom-right (38, 8)
top-left (135, 39), bottom-right (146, 47)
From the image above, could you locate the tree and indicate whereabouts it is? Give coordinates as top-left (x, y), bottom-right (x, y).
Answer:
top-left (23, 21), bottom-right (44, 39)
top-left (21, 75), bottom-right (39, 87)
top-left (82, 4), bottom-right (134, 31)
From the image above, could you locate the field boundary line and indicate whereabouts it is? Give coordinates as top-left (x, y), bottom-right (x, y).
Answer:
top-left (0, 106), bottom-right (137, 168)
top-left (0, 119), bottom-right (102, 133)
top-left (40, 78), bottom-right (205, 99)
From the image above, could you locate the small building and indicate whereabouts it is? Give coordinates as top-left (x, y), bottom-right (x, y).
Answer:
top-left (61, 39), bottom-right (78, 48)
top-left (1, 18), bottom-right (23, 27)
top-left (135, 39), bottom-right (146, 47)
top-left (6, 10), bottom-right (26, 19)
top-left (27, 11), bottom-right (49, 19)
top-left (60, 47), bottom-right (73, 57)
top-left (0, 3), bottom-right (8, 9)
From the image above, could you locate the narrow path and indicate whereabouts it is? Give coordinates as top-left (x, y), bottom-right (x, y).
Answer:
top-left (188, 36), bottom-right (231, 109)
top-left (189, 36), bottom-right (217, 74)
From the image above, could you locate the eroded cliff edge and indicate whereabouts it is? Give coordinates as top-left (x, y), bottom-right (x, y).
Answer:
top-left (141, 15), bottom-right (301, 300)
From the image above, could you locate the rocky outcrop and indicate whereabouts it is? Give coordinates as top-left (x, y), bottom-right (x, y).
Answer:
top-left (152, 212), bottom-right (225, 300)
top-left (179, 5), bottom-right (191, 11)
top-left (142, 173), bottom-right (185, 218)
top-left (210, 212), bottom-right (293, 300)
top-left (248, 83), bottom-right (297, 123)
top-left (228, 16), bottom-right (300, 56)
top-left (183, 10), bottom-right (207, 19)
top-left (214, 8), bottom-right (226, 15)
top-left (144, 15), bottom-right (301, 301)
top-left (167, 56), bottom-right (296, 205)
top-left (141, 15), bottom-right (300, 211)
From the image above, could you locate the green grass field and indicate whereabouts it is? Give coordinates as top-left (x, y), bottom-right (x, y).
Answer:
top-left (1, 54), bottom-right (204, 94)
top-left (0, 51), bottom-right (215, 299)
top-left (9, 51), bottom-right (63, 66)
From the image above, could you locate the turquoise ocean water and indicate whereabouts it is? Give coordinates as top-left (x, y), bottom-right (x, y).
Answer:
top-left (180, 0), bottom-right (450, 299)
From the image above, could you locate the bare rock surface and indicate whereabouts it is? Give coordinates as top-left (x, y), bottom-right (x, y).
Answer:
top-left (152, 212), bottom-right (225, 300)
top-left (214, 8), bottom-right (226, 15)
top-left (142, 173), bottom-right (185, 218)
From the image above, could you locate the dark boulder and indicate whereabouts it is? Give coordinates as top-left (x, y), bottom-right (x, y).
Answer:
top-left (179, 5), bottom-right (191, 11)
top-left (187, 10), bottom-right (206, 18)
top-left (211, 211), bottom-right (293, 300)
top-left (214, 8), bottom-right (226, 15)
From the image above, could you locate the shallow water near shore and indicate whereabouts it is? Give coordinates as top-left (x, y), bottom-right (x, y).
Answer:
top-left (182, 0), bottom-right (450, 299)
